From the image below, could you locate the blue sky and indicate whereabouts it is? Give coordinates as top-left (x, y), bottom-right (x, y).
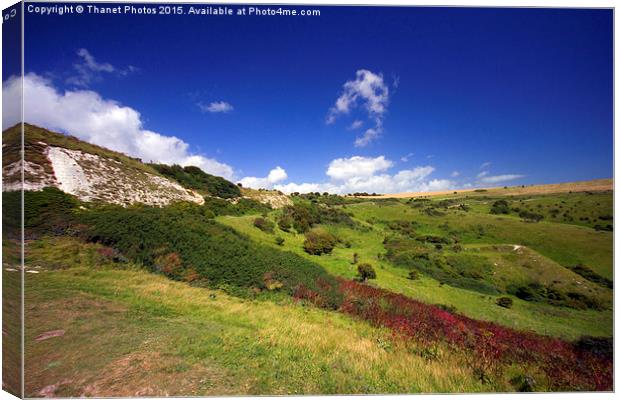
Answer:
top-left (5, 4), bottom-right (613, 193)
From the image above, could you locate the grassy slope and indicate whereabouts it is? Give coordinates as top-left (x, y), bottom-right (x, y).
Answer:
top-left (2, 241), bottom-right (22, 397)
top-left (4, 123), bottom-right (160, 175)
top-left (217, 191), bottom-right (613, 340)
top-left (23, 238), bottom-right (500, 396)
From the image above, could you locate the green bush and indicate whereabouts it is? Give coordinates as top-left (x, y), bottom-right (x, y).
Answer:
top-left (490, 200), bottom-right (510, 215)
top-left (357, 263), bottom-right (376, 282)
top-left (496, 297), bottom-right (513, 308)
top-left (275, 236), bottom-right (285, 246)
top-left (519, 210), bottom-right (544, 222)
top-left (281, 202), bottom-right (357, 234)
top-left (149, 163), bottom-right (241, 198)
top-left (4, 188), bottom-right (79, 237)
top-left (569, 264), bottom-right (613, 289)
top-left (303, 229), bottom-right (338, 255)
top-left (277, 215), bottom-right (293, 232)
top-left (202, 197), bottom-right (271, 216)
top-left (407, 270), bottom-right (420, 280)
top-left (78, 205), bottom-right (338, 298)
top-left (253, 217), bottom-right (275, 233)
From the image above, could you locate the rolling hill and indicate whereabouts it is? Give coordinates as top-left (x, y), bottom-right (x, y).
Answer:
top-left (1, 124), bottom-right (613, 395)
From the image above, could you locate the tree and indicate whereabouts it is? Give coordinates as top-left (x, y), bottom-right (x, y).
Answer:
top-left (357, 263), bottom-right (376, 282)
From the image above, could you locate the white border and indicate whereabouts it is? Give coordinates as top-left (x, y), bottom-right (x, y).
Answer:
top-left (0, 1), bottom-right (616, 400)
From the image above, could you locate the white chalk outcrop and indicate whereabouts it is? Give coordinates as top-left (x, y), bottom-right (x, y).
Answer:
top-left (3, 145), bottom-right (205, 207)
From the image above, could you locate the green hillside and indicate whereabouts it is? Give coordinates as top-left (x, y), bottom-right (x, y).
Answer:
top-left (7, 179), bottom-right (613, 394)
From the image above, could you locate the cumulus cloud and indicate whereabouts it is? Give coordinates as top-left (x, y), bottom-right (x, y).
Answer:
top-left (238, 166), bottom-right (288, 189)
top-left (270, 155), bottom-right (454, 195)
top-left (326, 69), bottom-right (389, 147)
top-left (199, 101), bottom-right (234, 113)
top-left (67, 48), bottom-right (134, 87)
top-left (3, 73), bottom-right (234, 179)
top-left (450, 171), bottom-right (460, 177)
top-left (479, 174), bottom-right (525, 184)
top-left (326, 156), bottom-right (393, 180)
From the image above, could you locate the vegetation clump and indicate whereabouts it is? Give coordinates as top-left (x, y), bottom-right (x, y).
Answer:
top-left (253, 217), bottom-right (275, 233)
top-left (496, 297), bottom-right (513, 309)
top-left (78, 205), bottom-right (339, 299)
top-left (303, 229), bottom-right (338, 255)
top-left (519, 210), bottom-right (544, 222)
top-left (3, 187), bottom-right (79, 238)
top-left (490, 199), bottom-right (510, 215)
top-left (280, 202), bottom-right (356, 233)
top-left (357, 263), bottom-right (377, 282)
top-left (150, 163), bottom-right (241, 198)
top-left (569, 264), bottom-right (613, 289)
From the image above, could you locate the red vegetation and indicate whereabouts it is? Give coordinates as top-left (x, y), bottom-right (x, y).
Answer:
top-left (294, 278), bottom-right (612, 391)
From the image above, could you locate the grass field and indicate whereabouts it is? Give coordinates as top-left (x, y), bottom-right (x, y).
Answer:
top-left (11, 182), bottom-right (613, 395)
top-left (22, 239), bottom-right (506, 396)
top-left (218, 189), bottom-right (613, 340)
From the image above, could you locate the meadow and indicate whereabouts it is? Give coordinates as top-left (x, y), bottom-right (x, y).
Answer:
top-left (7, 181), bottom-right (614, 395)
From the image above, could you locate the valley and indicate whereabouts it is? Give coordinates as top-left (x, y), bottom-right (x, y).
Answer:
top-left (2, 125), bottom-right (613, 395)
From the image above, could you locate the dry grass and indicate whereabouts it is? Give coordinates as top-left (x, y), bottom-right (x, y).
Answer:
top-left (357, 179), bottom-right (613, 199)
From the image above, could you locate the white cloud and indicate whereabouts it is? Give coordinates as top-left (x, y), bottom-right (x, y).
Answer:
top-left (355, 127), bottom-right (382, 148)
top-left (479, 174), bottom-right (525, 184)
top-left (477, 170), bottom-right (489, 178)
top-left (238, 166), bottom-right (288, 189)
top-left (480, 161), bottom-right (492, 169)
top-left (348, 120), bottom-right (364, 130)
top-left (270, 155), bottom-right (454, 195)
top-left (66, 48), bottom-right (133, 87)
top-left (450, 170), bottom-right (460, 177)
top-left (326, 156), bottom-right (393, 180)
top-left (326, 69), bottom-right (389, 147)
top-left (392, 75), bottom-right (400, 89)
top-left (199, 101), bottom-right (234, 113)
top-left (400, 152), bottom-right (414, 162)
top-left (3, 73), bottom-right (234, 179)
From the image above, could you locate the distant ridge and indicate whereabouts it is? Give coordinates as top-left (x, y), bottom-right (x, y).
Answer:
top-left (355, 178), bottom-right (613, 199)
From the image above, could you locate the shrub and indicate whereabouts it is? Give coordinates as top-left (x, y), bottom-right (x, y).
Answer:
top-left (510, 375), bottom-right (536, 392)
top-left (575, 336), bottom-right (613, 360)
top-left (303, 229), bottom-right (338, 255)
top-left (78, 206), bottom-right (337, 297)
top-left (275, 236), bottom-right (285, 246)
top-left (277, 215), bottom-right (293, 232)
top-left (434, 303), bottom-right (457, 313)
top-left (519, 210), bottom-right (544, 222)
top-left (149, 163), bottom-right (241, 198)
top-left (357, 263), bottom-right (376, 282)
top-left (496, 297), bottom-right (513, 308)
top-left (490, 200), bottom-right (510, 215)
top-left (514, 285), bottom-right (538, 301)
top-left (4, 188), bottom-right (79, 238)
top-left (253, 217), bottom-right (275, 233)
top-left (351, 252), bottom-right (359, 264)
top-left (407, 270), bottom-right (420, 280)
top-left (154, 252), bottom-right (183, 278)
top-left (569, 264), bottom-right (613, 289)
